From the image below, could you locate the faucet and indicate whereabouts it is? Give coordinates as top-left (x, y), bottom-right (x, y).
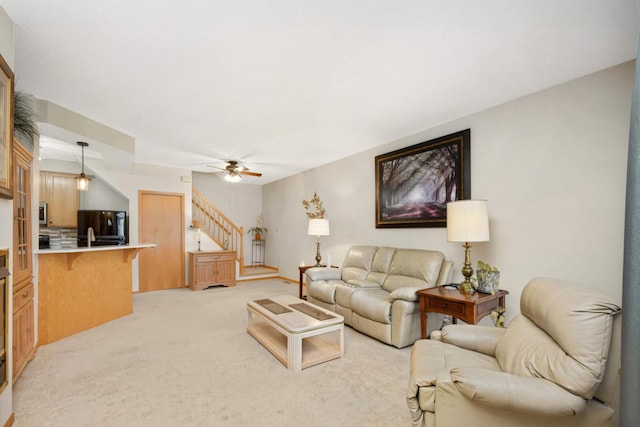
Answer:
top-left (87, 227), bottom-right (96, 248)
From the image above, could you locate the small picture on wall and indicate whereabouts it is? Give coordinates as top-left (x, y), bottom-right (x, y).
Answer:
top-left (375, 129), bottom-right (470, 228)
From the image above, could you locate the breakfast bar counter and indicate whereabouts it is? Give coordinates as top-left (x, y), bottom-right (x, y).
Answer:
top-left (37, 244), bottom-right (155, 344)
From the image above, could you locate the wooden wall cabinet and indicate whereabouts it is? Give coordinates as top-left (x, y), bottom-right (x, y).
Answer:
top-left (189, 250), bottom-right (236, 291)
top-left (40, 171), bottom-right (79, 228)
top-left (13, 141), bottom-right (36, 381)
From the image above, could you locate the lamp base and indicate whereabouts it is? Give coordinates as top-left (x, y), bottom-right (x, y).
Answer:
top-left (314, 240), bottom-right (322, 267)
top-left (459, 242), bottom-right (475, 293)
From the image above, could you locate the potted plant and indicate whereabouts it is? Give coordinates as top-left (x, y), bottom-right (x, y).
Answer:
top-left (475, 260), bottom-right (500, 294)
top-left (13, 91), bottom-right (39, 152)
top-left (248, 226), bottom-right (268, 240)
top-left (248, 214), bottom-right (268, 240)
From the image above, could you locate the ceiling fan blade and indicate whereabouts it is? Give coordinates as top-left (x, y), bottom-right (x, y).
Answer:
top-left (242, 171), bottom-right (262, 177)
top-left (206, 164), bottom-right (226, 173)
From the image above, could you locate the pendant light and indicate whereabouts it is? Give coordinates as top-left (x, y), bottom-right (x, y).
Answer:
top-left (77, 141), bottom-right (90, 191)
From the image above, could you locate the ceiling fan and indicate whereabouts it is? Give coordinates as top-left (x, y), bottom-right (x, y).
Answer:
top-left (207, 160), bottom-right (262, 182)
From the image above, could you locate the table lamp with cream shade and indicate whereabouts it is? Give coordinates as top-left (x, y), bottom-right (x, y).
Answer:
top-left (446, 199), bottom-right (490, 292)
top-left (308, 218), bottom-right (330, 266)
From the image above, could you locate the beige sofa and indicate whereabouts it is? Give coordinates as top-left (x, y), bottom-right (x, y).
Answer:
top-left (305, 245), bottom-right (453, 348)
top-left (406, 277), bottom-right (621, 427)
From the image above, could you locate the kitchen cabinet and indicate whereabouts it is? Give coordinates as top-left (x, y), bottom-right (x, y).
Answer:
top-left (13, 284), bottom-right (34, 380)
top-left (188, 251), bottom-right (236, 291)
top-left (40, 171), bottom-right (79, 228)
top-left (13, 140), bottom-right (36, 381)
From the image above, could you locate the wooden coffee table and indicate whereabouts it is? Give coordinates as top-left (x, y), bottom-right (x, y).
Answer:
top-left (247, 295), bottom-right (344, 371)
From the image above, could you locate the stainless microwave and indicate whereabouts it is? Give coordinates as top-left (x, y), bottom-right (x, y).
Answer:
top-left (39, 202), bottom-right (47, 226)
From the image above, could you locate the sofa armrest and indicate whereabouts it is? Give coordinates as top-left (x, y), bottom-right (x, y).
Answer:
top-left (388, 287), bottom-right (421, 302)
top-left (436, 260), bottom-right (454, 286)
top-left (305, 267), bottom-right (341, 281)
top-left (449, 367), bottom-right (587, 416)
top-left (439, 325), bottom-right (505, 357)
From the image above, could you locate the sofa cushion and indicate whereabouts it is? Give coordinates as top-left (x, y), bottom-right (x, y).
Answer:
top-left (338, 246), bottom-right (377, 282)
top-left (307, 279), bottom-right (343, 305)
top-left (495, 278), bottom-right (621, 400)
top-left (351, 289), bottom-right (392, 324)
top-left (383, 249), bottom-right (444, 292)
top-left (370, 246), bottom-right (396, 273)
top-left (342, 245), bottom-right (378, 270)
top-left (341, 267), bottom-right (369, 283)
top-left (335, 283), bottom-right (359, 308)
top-left (346, 279), bottom-right (383, 288)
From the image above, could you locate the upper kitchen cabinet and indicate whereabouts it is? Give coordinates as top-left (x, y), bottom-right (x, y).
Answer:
top-left (40, 171), bottom-right (79, 228)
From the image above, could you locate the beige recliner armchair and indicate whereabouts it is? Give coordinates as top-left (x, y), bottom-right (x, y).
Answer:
top-left (407, 277), bottom-right (621, 427)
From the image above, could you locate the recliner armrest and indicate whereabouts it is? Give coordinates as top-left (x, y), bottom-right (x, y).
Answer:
top-left (440, 325), bottom-right (505, 356)
top-left (305, 267), bottom-right (341, 281)
top-left (449, 367), bottom-right (587, 416)
top-left (388, 287), bottom-right (421, 302)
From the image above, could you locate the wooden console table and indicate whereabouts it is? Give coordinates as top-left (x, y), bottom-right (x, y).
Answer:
top-left (189, 250), bottom-right (236, 291)
top-left (417, 286), bottom-right (509, 339)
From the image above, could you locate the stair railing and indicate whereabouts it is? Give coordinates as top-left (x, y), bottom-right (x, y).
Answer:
top-left (192, 187), bottom-right (245, 275)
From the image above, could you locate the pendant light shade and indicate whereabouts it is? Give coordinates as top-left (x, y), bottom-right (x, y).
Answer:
top-left (77, 141), bottom-right (90, 191)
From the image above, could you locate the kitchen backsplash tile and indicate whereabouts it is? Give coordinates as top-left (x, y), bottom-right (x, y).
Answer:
top-left (39, 228), bottom-right (78, 249)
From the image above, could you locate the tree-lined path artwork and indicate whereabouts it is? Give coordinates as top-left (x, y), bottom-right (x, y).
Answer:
top-left (375, 129), bottom-right (470, 228)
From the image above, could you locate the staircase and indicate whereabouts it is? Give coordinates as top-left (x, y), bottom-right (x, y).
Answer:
top-left (192, 187), bottom-right (278, 278)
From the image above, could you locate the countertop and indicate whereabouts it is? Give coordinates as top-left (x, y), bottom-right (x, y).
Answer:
top-left (36, 243), bottom-right (156, 255)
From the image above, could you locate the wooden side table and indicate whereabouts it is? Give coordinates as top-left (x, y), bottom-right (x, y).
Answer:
top-left (298, 266), bottom-right (315, 299)
top-left (417, 286), bottom-right (509, 339)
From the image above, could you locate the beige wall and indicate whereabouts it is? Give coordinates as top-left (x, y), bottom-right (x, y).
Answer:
top-left (89, 162), bottom-right (193, 291)
top-left (0, 5), bottom-right (14, 423)
top-left (263, 61), bottom-right (633, 320)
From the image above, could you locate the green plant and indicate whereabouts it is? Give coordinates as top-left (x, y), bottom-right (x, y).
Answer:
top-left (247, 226), bottom-right (268, 236)
top-left (477, 260), bottom-right (498, 272)
top-left (247, 213), bottom-right (267, 237)
top-left (13, 91), bottom-right (39, 151)
top-left (490, 307), bottom-right (506, 328)
top-left (475, 260), bottom-right (500, 294)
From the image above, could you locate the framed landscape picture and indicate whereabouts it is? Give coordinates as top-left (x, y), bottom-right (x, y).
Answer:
top-left (0, 53), bottom-right (14, 199)
top-left (375, 129), bottom-right (470, 228)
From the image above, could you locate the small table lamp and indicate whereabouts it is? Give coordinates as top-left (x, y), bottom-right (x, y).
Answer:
top-left (446, 200), bottom-right (490, 292)
top-left (308, 218), bottom-right (330, 266)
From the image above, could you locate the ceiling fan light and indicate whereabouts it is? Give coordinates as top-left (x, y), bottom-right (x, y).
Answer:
top-left (224, 173), bottom-right (241, 183)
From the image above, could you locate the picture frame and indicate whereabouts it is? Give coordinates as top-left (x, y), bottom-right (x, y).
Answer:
top-left (0, 53), bottom-right (14, 199)
top-left (375, 129), bottom-right (470, 228)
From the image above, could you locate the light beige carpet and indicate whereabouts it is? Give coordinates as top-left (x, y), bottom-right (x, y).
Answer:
top-left (13, 279), bottom-right (413, 426)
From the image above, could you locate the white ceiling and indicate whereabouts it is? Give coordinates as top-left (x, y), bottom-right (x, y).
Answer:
top-left (3, 1), bottom-right (640, 184)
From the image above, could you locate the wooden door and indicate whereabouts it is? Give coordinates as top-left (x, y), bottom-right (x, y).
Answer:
top-left (138, 190), bottom-right (185, 292)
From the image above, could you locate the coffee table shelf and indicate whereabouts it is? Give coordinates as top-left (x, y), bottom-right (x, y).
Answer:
top-left (247, 295), bottom-right (344, 371)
